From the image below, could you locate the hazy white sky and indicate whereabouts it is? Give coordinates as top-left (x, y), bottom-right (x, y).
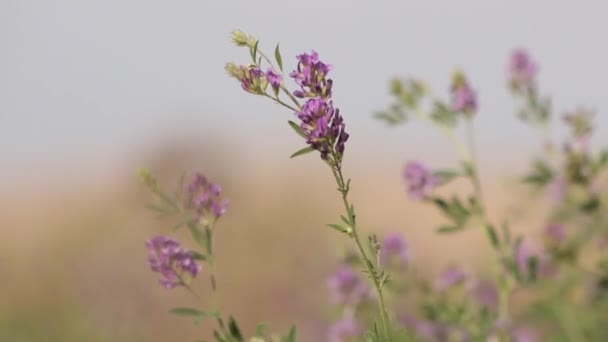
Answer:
top-left (1, 0), bottom-right (607, 178)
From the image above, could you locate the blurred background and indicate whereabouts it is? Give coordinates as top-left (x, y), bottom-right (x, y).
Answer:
top-left (1, 0), bottom-right (607, 341)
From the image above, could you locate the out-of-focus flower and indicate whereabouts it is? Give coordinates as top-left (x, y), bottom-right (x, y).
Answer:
top-left (380, 233), bottom-right (409, 267)
top-left (564, 108), bottom-right (594, 145)
top-left (398, 313), bottom-right (450, 341)
top-left (146, 236), bottom-right (201, 289)
top-left (328, 312), bottom-right (360, 342)
top-left (403, 161), bottom-right (438, 200)
top-left (514, 238), bottom-right (555, 279)
top-left (187, 172), bottom-right (229, 221)
top-left (544, 223), bottom-right (566, 243)
top-left (435, 266), bottom-right (467, 291)
top-left (468, 279), bottom-right (498, 310)
top-left (450, 70), bottom-right (477, 115)
top-left (289, 50), bottom-right (333, 98)
top-left (547, 176), bottom-right (567, 204)
top-left (296, 97), bottom-right (349, 160)
top-left (508, 49), bottom-right (538, 93)
top-left (327, 266), bottom-right (369, 306)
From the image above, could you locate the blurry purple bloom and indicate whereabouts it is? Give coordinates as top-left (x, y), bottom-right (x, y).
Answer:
top-left (328, 313), bottom-right (360, 342)
top-left (544, 223), bottom-right (566, 243)
top-left (451, 83), bottom-right (477, 113)
top-left (514, 238), bottom-right (555, 278)
top-left (510, 327), bottom-right (538, 342)
top-left (403, 161), bottom-right (438, 200)
top-left (187, 172), bottom-right (229, 221)
top-left (296, 97), bottom-right (349, 159)
top-left (469, 279), bottom-right (498, 310)
top-left (146, 236), bottom-right (201, 289)
top-left (266, 69), bottom-right (282, 92)
top-left (289, 50), bottom-right (333, 98)
top-left (436, 266), bottom-right (467, 291)
top-left (327, 266), bottom-right (369, 306)
top-left (398, 314), bottom-right (450, 341)
top-left (380, 233), bottom-right (409, 267)
top-left (508, 49), bottom-right (538, 92)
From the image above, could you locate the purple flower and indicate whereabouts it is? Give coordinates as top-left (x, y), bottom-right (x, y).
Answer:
top-left (450, 70), bottom-right (477, 115)
top-left (296, 97), bottom-right (349, 160)
top-left (435, 266), bottom-right (467, 291)
top-left (289, 50), bottom-right (333, 99)
top-left (398, 314), bottom-right (450, 341)
top-left (327, 266), bottom-right (369, 306)
top-left (469, 279), bottom-right (498, 310)
top-left (514, 238), bottom-right (555, 279)
top-left (328, 313), bottom-right (360, 342)
top-left (510, 327), bottom-right (538, 342)
top-left (187, 173), bottom-right (229, 221)
top-left (403, 161), bottom-right (438, 200)
top-left (266, 69), bottom-right (282, 93)
top-left (380, 233), bottom-right (409, 267)
top-left (146, 236), bottom-right (201, 289)
top-left (508, 49), bottom-right (538, 92)
top-left (544, 223), bottom-right (566, 243)
top-left (237, 65), bottom-right (267, 95)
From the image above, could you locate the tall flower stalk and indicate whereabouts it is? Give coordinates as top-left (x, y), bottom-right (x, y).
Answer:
top-left (225, 30), bottom-right (392, 340)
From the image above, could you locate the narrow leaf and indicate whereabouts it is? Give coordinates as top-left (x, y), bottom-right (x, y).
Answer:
top-left (188, 224), bottom-right (207, 248)
top-left (274, 43), bottom-right (283, 71)
top-left (327, 223), bottom-right (348, 233)
top-left (228, 316), bottom-right (243, 341)
top-left (190, 251), bottom-right (207, 261)
top-left (484, 224), bottom-right (500, 249)
top-left (290, 146), bottom-right (315, 158)
top-left (287, 120), bottom-right (307, 138)
top-left (437, 225), bottom-right (464, 233)
top-left (169, 307), bottom-right (204, 317)
top-left (284, 326), bottom-right (297, 342)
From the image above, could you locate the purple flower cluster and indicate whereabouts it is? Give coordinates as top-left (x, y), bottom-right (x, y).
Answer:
top-left (435, 266), bottom-right (467, 291)
top-left (508, 49), bottom-right (538, 92)
top-left (327, 266), bottom-right (370, 306)
top-left (403, 161), bottom-right (438, 200)
top-left (450, 71), bottom-right (478, 115)
top-left (328, 313), bottom-right (360, 342)
top-left (187, 172), bottom-right (229, 221)
top-left (146, 236), bottom-right (202, 289)
top-left (380, 233), bottom-right (409, 267)
top-left (291, 51), bottom-right (349, 160)
top-left (290, 50), bottom-right (333, 99)
top-left (237, 65), bottom-right (267, 95)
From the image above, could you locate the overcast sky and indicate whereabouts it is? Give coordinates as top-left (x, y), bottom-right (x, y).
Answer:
top-left (2, 0), bottom-right (607, 180)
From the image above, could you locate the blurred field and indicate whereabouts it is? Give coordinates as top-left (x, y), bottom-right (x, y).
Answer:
top-left (0, 134), bottom-right (552, 342)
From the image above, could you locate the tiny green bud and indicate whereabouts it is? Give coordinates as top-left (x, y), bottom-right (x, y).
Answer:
top-left (230, 29), bottom-right (257, 48)
top-left (225, 62), bottom-right (244, 79)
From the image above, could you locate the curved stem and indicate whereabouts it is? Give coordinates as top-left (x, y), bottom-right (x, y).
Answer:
top-left (329, 157), bottom-right (391, 339)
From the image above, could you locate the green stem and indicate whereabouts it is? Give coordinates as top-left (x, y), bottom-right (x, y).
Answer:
top-left (258, 50), bottom-right (301, 110)
top-left (329, 156), bottom-right (391, 339)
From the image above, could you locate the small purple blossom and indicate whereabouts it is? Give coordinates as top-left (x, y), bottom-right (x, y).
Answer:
top-left (328, 313), bottom-right (360, 342)
top-left (289, 50), bottom-right (333, 98)
top-left (403, 161), bottom-right (438, 200)
top-left (450, 71), bottom-right (477, 115)
top-left (146, 236), bottom-right (201, 289)
top-left (468, 279), bottom-right (498, 310)
top-left (187, 172), bottom-right (229, 221)
top-left (508, 49), bottom-right (538, 92)
top-left (398, 314), bottom-right (450, 341)
top-left (435, 266), bottom-right (467, 291)
top-left (544, 223), bottom-right (566, 243)
top-left (266, 68), bottom-right (282, 93)
top-left (296, 97), bottom-right (349, 159)
top-left (327, 266), bottom-right (369, 306)
top-left (238, 65), bottom-right (267, 94)
top-left (380, 233), bottom-right (409, 267)
top-left (514, 238), bottom-right (555, 278)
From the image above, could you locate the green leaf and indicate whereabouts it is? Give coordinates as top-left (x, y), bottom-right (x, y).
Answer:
top-left (528, 256), bottom-right (538, 282)
top-left (430, 101), bottom-right (457, 127)
top-left (250, 40), bottom-right (259, 63)
top-left (290, 146), bottom-right (315, 158)
top-left (340, 215), bottom-right (351, 226)
top-left (437, 225), bottom-right (463, 233)
top-left (169, 307), bottom-right (204, 317)
top-left (255, 322), bottom-right (267, 337)
top-left (188, 223), bottom-right (207, 249)
top-left (522, 159), bottom-right (554, 187)
top-left (274, 43), bottom-right (283, 71)
top-left (145, 203), bottom-right (173, 215)
top-left (228, 316), bottom-right (243, 341)
top-left (287, 120), bottom-right (307, 138)
top-left (433, 169), bottom-right (461, 184)
top-left (204, 227), bottom-right (213, 255)
top-left (484, 224), bottom-right (500, 249)
top-left (327, 223), bottom-right (349, 234)
top-left (283, 326), bottom-right (297, 342)
top-left (190, 251), bottom-right (207, 261)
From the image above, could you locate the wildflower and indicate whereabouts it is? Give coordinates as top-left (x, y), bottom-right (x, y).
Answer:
top-left (265, 69), bottom-right (282, 94)
top-left (296, 97), bottom-right (349, 160)
top-left (225, 63), bottom-right (268, 95)
top-left (146, 236), bottom-right (201, 289)
top-left (230, 29), bottom-right (257, 48)
top-left (328, 313), bottom-right (360, 342)
top-left (435, 266), bottom-right (467, 291)
top-left (403, 161), bottom-right (438, 200)
top-left (398, 314), bottom-right (450, 341)
top-left (327, 266), bottom-right (369, 306)
top-left (544, 223), bottom-right (566, 243)
top-left (468, 279), bottom-right (498, 310)
top-left (514, 238), bottom-right (555, 279)
top-left (450, 70), bottom-right (477, 115)
top-left (508, 49), bottom-right (538, 93)
top-left (380, 233), bottom-right (409, 267)
top-left (187, 172), bottom-right (229, 221)
top-left (289, 50), bottom-right (333, 98)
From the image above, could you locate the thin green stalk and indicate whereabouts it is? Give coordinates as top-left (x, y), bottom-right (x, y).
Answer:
top-left (329, 155), bottom-right (391, 339)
